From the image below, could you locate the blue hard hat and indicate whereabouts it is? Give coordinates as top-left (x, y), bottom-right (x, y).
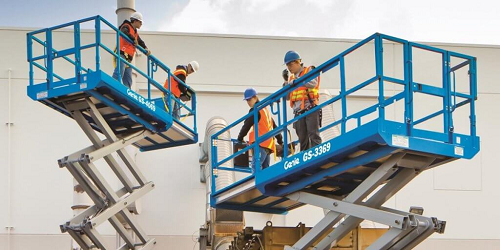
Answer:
top-left (284, 50), bottom-right (301, 65)
top-left (243, 88), bottom-right (257, 100)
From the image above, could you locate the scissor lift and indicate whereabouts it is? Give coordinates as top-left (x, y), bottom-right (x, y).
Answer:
top-left (27, 16), bottom-right (198, 249)
top-left (210, 33), bottom-right (479, 249)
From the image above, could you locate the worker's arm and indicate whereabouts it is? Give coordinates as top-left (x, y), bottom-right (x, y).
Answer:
top-left (283, 81), bottom-right (291, 100)
top-left (137, 35), bottom-right (147, 49)
top-left (286, 67), bottom-right (318, 89)
top-left (175, 72), bottom-right (187, 94)
top-left (237, 109), bottom-right (260, 141)
top-left (272, 119), bottom-right (284, 145)
top-left (303, 66), bottom-right (318, 89)
top-left (303, 77), bottom-right (318, 89)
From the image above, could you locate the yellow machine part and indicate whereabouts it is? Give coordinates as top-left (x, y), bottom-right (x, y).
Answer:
top-left (261, 224), bottom-right (388, 250)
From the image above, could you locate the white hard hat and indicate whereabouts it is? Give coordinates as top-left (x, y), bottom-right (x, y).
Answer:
top-left (131, 12), bottom-right (143, 22)
top-left (189, 61), bottom-right (199, 72)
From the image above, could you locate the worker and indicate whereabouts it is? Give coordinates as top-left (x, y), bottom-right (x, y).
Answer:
top-left (237, 88), bottom-right (284, 171)
top-left (283, 51), bottom-right (322, 151)
top-left (112, 12), bottom-right (151, 88)
top-left (163, 61), bottom-right (199, 119)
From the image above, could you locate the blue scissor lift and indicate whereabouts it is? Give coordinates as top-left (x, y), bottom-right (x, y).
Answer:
top-left (210, 34), bottom-right (479, 249)
top-left (27, 16), bottom-right (198, 250)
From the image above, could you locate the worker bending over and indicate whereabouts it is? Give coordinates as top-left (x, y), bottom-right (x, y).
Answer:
top-left (163, 61), bottom-right (199, 119)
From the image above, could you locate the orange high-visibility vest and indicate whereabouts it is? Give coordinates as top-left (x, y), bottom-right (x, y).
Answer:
top-left (119, 22), bottom-right (138, 58)
top-left (288, 66), bottom-right (320, 110)
top-left (249, 107), bottom-right (275, 152)
top-left (164, 69), bottom-right (187, 98)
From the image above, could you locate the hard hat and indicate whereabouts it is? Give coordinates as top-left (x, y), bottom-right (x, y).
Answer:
top-left (189, 61), bottom-right (200, 72)
top-left (284, 50), bottom-right (301, 65)
top-left (131, 12), bottom-right (143, 22)
top-left (243, 88), bottom-right (257, 100)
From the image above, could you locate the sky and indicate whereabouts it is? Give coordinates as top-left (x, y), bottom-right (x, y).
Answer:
top-left (2, 0), bottom-right (499, 45)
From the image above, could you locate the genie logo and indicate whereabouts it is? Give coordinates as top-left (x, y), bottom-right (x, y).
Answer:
top-left (283, 142), bottom-right (331, 171)
top-left (126, 88), bottom-right (139, 100)
top-left (284, 158), bottom-right (300, 170)
top-left (126, 89), bottom-right (156, 112)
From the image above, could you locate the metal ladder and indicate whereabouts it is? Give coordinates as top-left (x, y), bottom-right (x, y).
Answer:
top-left (284, 152), bottom-right (446, 250)
top-left (58, 97), bottom-right (156, 250)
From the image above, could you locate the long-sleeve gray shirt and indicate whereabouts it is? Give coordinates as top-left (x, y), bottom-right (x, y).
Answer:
top-left (285, 66), bottom-right (319, 113)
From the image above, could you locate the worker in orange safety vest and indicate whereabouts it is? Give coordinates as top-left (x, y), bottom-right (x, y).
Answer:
top-left (237, 88), bottom-right (283, 171)
top-left (163, 61), bottom-right (199, 119)
top-left (112, 12), bottom-right (151, 88)
top-left (283, 50), bottom-right (322, 151)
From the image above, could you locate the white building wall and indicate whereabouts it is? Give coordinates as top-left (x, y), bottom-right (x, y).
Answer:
top-left (0, 26), bottom-right (499, 249)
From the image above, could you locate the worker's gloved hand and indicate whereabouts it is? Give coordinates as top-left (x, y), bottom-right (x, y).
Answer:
top-left (275, 144), bottom-right (284, 158)
top-left (277, 139), bottom-right (284, 146)
top-left (134, 37), bottom-right (139, 46)
top-left (146, 49), bottom-right (152, 56)
top-left (235, 139), bottom-right (246, 145)
top-left (282, 69), bottom-right (289, 81)
top-left (289, 80), bottom-right (297, 86)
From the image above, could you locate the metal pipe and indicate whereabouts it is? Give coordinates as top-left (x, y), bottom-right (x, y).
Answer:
top-left (208, 118), bottom-right (235, 189)
top-left (201, 117), bottom-right (241, 250)
top-left (203, 117), bottom-right (235, 221)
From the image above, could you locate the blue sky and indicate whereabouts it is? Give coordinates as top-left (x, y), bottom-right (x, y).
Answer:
top-left (2, 0), bottom-right (499, 45)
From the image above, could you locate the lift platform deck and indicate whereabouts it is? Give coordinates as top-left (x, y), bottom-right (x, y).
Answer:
top-left (212, 118), bottom-right (473, 214)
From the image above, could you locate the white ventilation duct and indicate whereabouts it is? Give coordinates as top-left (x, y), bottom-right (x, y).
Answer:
top-left (200, 117), bottom-right (243, 250)
top-left (201, 117), bottom-right (236, 221)
top-left (116, 0), bottom-right (135, 26)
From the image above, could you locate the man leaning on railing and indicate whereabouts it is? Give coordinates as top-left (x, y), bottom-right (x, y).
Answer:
top-left (112, 12), bottom-right (151, 88)
top-left (163, 61), bottom-right (199, 119)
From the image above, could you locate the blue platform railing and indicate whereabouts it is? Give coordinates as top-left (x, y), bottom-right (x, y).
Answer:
top-left (210, 33), bottom-right (478, 197)
top-left (26, 15), bottom-right (197, 133)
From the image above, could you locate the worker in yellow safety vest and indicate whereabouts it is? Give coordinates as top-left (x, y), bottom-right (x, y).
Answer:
top-left (112, 12), bottom-right (151, 88)
top-left (237, 88), bottom-right (283, 171)
top-left (283, 51), bottom-right (322, 151)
